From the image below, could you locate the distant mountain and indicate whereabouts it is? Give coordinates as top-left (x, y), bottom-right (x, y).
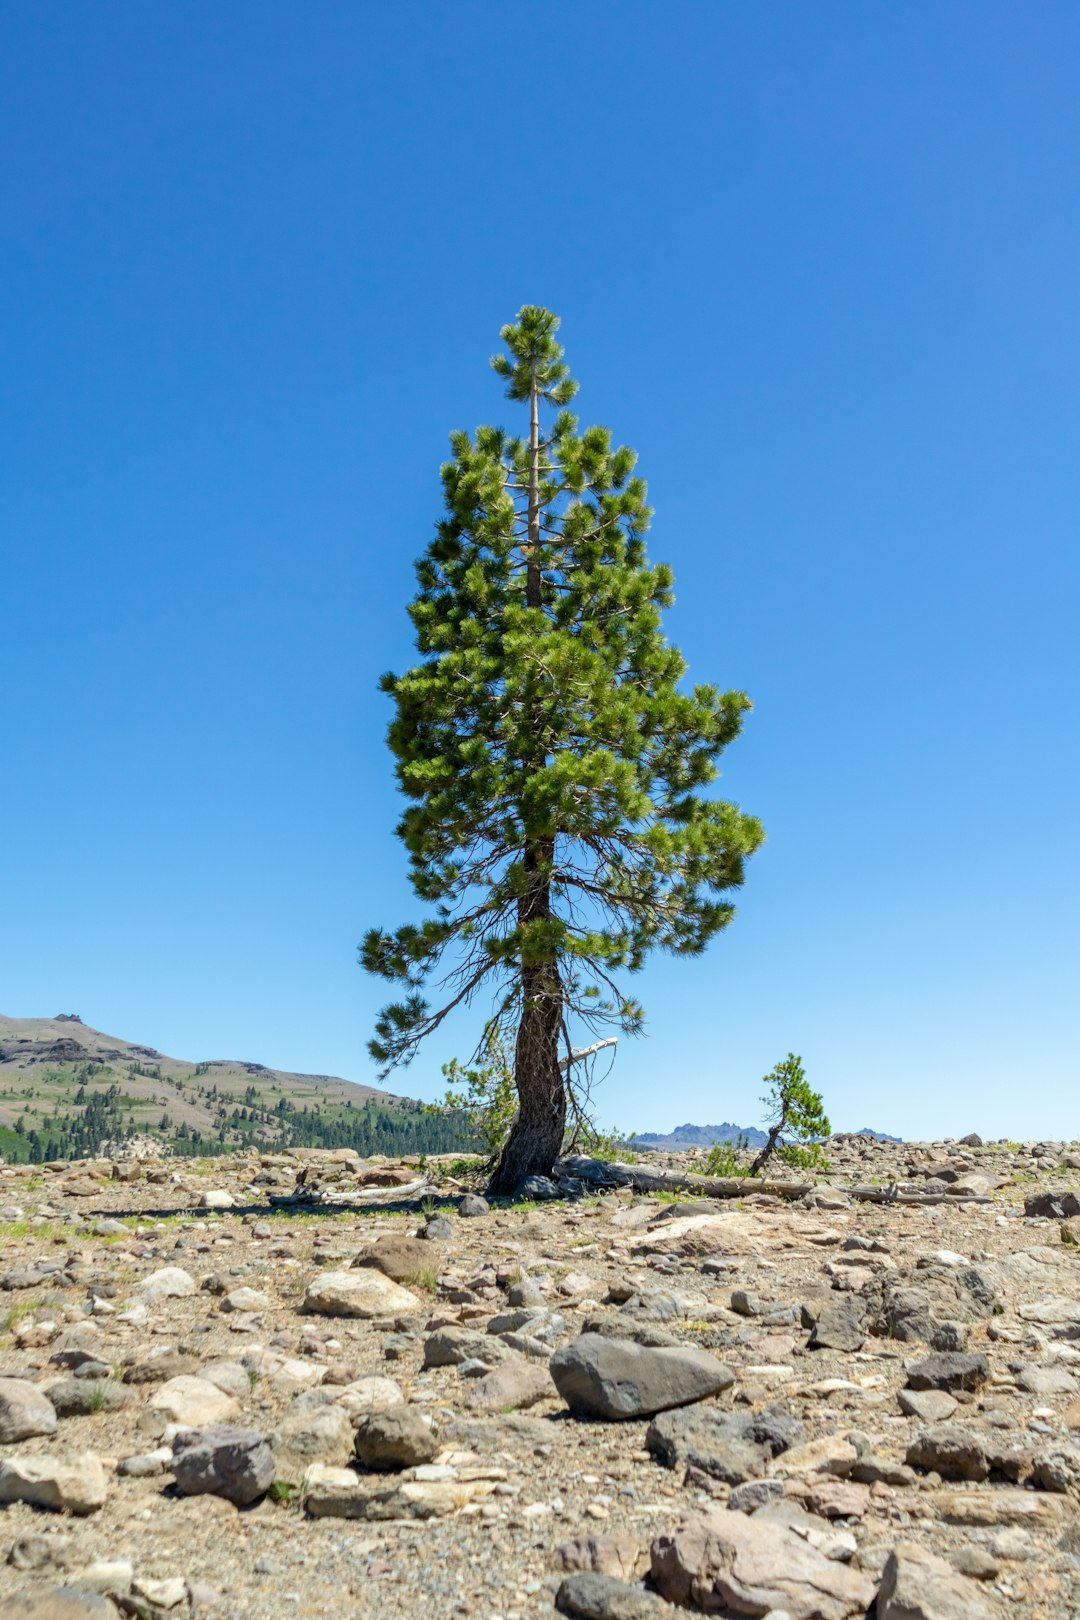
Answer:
top-left (855, 1126), bottom-right (903, 1143)
top-left (0, 1014), bottom-right (475, 1164)
top-left (630, 1121), bottom-right (769, 1150)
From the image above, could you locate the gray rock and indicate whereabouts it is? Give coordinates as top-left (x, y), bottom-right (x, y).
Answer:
top-left (906, 1426), bottom-right (989, 1481)
top-left (930, 1320), bottom-right (968, 1352)
top-left (898, 1388), bottom-right (959, 1424)
top-left (728, 1479), bottom-right (786, 1513)
top-left (171, 1424), bottom-right (275, 1505)
top-left (731, 1289), bottom-right (762, 1317)
top-left (0, 1377), bottom-right (57, 1442)
top-left (905, 1352), bottom-right (989, 1392)
top-left (46, 1377), bottom-right (132, 1417)
top-left (354, 1408), bottom-right (438, 1470)
top-left (270, 1403), bottom-right (354, 1481)
top-left (807, 1295), bottom-right (866, 1352)
top-left (421, 1214), bottom-right (453, 1241)
top-left (458, 1193), bottom-right (490, 1217)
top-left (555, 1572), bottom-right (670, 1619)
top-left (877, 1541), bottom-right (1001, 1619)
top-left (423, 1326), bottom-right (511, 1368)
top-left (952, 1547), bottom-right (999, 1580)
top-left (464, 1361), bottom-right (555, 1413)
top-left (1023, 1189), bottom-right (1080, 1219)
top-left (520, 1175), bottom-right (560, 1200)
top-left (1032, 1444), bottom-right (1080, 1493)
top-left (6, 1534), bottom-right (74, 1572)
top-left (550, 1333), bottom-right (735, 1420)
top-left (646, 1405), bottom-right (803, 1483)
top-left (1017, 1364), bottom-right (1078, 1396)
top-left (552, 1534), bottom-right (646, 1581)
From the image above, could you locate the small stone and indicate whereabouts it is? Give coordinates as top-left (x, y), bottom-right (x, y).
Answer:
top-left (68, 1557), bottom-right (132, 1595)
top-left (421, 1214), bottom-right (453, 1241)
top-left (354, 1408), bottom-right (438, 1470)
top-left (46, 1377), bottom-right (132, 1417)
top-left (458, 1193), bottom-right (490, 1217)
top-left (1017, 1364), bottom-right (1078, 1396)
top-left (172, 1424), bottom-right (275, 1505)
top-left (220, 1287), bottom-right (272, 1313)
top-left (906, 1426), bottom-right (988, 1481)
top-left (6, 1534), bottom-right (74, 1572)
top-left (333, 1376), bottom-right (405, 1423)
top-left (132, 1576), bottom-right (187, 1608)
top-left (0, 1376), bottom-right (57, 1441)
top-left (731, 1289), bottom-right (763, 1317)
top-left (423, 1325), bottom-right (511, 1368)
top-left (952, 1547), bottom-right (999, 1580)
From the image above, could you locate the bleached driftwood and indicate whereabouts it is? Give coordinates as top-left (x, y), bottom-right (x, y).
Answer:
top-left (556, 1155), bottom-right (813, 1200)
top-left (847, 1184), bottom-right (994, 1206)
top-left (559, 1038), bottom-right (618, 1069)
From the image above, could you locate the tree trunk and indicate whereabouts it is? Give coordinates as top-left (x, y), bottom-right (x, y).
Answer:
top-left (488, 363), bottom-right (567, 1197)
top-left (748, 1121), bottom-right (783, 1177)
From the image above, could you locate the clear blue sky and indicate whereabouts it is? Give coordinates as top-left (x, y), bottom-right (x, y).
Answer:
top-left (3, 3), bottom-right (1078, 1141)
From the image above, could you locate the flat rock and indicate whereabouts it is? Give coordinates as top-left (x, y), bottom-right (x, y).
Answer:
top-left (0, 1376), bottom-right (57, 1442)
top-left (302, 1268), bottom-right (418, 1318)
top-left (550, 1333), bottom-right (735, 1420)
top-left (424, 1326), bottom-right (511, 1368)
top-left (352, 1234), bottom-right (443, 1283)
top-left (651, 1508), bottom-right (876, 1620)
top-left (5, 1591), bottom-right (118, 1620)
top-left (899, 1388), bottom-right (959, 1423)
top-left (877, 1541), bottom-right (1002, 1619)
top-left (0, 1452), bottom-right (108, 1514)
top-left (1017, 1363), bottom-right (1078, 1395)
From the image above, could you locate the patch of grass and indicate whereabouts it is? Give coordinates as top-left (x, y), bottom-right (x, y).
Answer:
top-left (2, 1297), bottom-right (42, 1332)
top-left (247, 1367), bottom-right (262, 1390)
top-left (400, 1265), bottom-right (439, 1294)
top-left (1063, 1226), bottom-right (1077, 1247)
top-left (86, 1384), bottom-right (110, 1413)
top-left (268, 1479), bottom-right (296, 1505)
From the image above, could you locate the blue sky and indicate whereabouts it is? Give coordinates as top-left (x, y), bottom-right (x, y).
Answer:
top-left (2, 3), bottom-right (1077, 1140)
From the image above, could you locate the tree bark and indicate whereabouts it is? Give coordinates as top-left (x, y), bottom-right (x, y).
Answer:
top-left (748, 1121), bottom-right (784, 1177)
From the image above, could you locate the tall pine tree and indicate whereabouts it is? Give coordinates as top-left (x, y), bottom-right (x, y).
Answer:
top-left (363, 307), bottom-right (763, 1193)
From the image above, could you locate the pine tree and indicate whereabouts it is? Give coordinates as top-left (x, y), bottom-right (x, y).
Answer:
top-left (363, 306), bottom-right (764, 1193)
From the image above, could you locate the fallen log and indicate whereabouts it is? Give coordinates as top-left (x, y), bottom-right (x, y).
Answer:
top-left (845, 1184), bottom-right (994, 1206)
top-left (556, 1156), bottom-right (813, 1200)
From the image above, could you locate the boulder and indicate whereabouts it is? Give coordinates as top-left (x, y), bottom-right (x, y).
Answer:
top-left (553, 1534), bottom-right (647, 1581)
top-left (172, 1423), bottom-right (275, 1505)
top-left (352, 1234), bottom-right (443, 1283)
top-left (650, 1508), bottom-right (876, 1619)
top-left (877, 1541), bottom-right (1002, 1619)
top-left (807, 1295), bottom-right (866, 1352)
top-left (550, 1333), bottom-right (734, 1420)
top-left (906, 1427), bottom-right (989, 1482)
top-left (1024, 1189), bottom-right (1080, 1219)
top-left (0, 1377), bottom-right (57, 1442)
top-left (424, 1326), bottom-right (511, 1369)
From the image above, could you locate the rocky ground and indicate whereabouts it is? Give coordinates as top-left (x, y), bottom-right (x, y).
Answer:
top-left (0, 1133), bottom-right (1078, 1620)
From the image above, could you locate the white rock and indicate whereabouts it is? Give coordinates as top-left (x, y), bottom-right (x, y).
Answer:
top-left (0, 1451), bottom-right (108, 1514)
top-left (71, 1558), bottom-right (133, 1595)
top-left (148, 1375), bottom-right (240, 1427)
top-left (0, 1376), bottom-right (58, 1442)
top-left (199, 1189), bottom-right (237, 1209)
top-left (133, 1577), bottom-right (188, 1608)
top-left (132, 1266), bottom-right (196, 1301)
top-left (302, 1268), bottom-right (419, 1318)
top-left (334, 1376), bottom-right (405, 1422)
top-left (221, 1287), bottom-right (272, 1313)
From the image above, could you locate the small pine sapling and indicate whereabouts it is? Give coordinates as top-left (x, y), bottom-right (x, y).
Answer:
top-left (748, 1054), bottom-right (830, 1176)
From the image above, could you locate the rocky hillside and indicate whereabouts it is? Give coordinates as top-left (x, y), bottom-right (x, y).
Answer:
top-left (0, 1131), bottom-right (1078, 1618)
top-left (0, 1015), bottom-right (474, 1163)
